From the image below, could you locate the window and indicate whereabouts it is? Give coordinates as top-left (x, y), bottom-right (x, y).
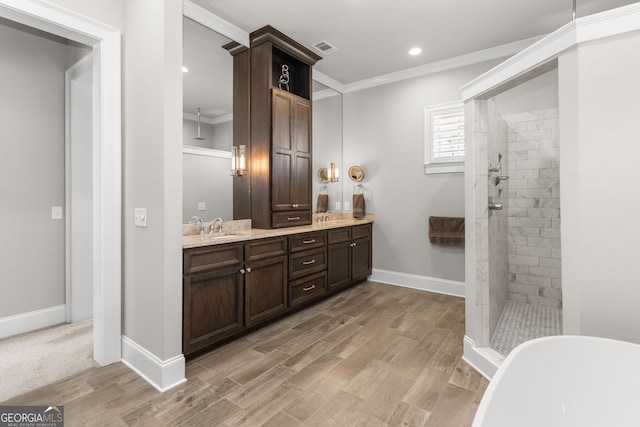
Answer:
top-left (424, 101), bottom-right (465, 174)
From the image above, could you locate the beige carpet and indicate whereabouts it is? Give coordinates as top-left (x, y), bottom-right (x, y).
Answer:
top-left (0, 320), bottom-right (98, 402)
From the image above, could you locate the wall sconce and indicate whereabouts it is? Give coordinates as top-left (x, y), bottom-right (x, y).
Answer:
top-left (231, 145), bottom-right (247, 176)
top-left (328, 162), bottom-right (339, 182)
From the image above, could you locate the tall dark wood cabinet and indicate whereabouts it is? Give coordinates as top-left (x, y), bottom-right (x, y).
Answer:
top-left (226, 26), bottom-right (321, 229)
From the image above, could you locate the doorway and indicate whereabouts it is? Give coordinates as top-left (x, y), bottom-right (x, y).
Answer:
top-left (0, 0), bottom-right (122, 366)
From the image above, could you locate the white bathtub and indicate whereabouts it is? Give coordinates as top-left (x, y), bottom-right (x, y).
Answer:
top-left (472, 335), bottom-right (640, 427)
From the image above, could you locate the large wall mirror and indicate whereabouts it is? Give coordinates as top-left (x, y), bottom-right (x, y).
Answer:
top-left (182, 11), bottom-right (343, 224)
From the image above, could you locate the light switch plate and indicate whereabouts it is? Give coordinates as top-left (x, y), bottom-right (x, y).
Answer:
top-left (198, 202), bottom-right (206, 211)
top-left (134, 208), bottom-right (147, 227)
top-left (51, 206), bottom-right (63, 220)
top-left (344, 201), bottom-right (350, 211)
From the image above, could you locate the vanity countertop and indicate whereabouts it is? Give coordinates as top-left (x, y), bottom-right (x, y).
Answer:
top-left (183, 214), bottom-right (374, 249)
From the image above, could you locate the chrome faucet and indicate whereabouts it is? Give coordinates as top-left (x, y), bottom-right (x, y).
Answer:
top-left (192, 216), bottom-right (205, 236)
top-left (323, 211), bottom-right (333, 222)
top-left (210, 217), bottom-right (224, 234)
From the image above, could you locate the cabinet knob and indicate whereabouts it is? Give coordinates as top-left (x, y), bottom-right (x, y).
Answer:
top-left (302, 285), bottom-right (316, 292)
top-left (246, 267), bottom-right (252, 273)
top-left (240, 268), bottom-right (246, 274)
top-left (302, 259), bottom-right (316, 265)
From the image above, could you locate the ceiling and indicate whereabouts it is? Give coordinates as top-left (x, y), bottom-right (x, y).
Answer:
top-left (190, 0), bottom-right (637, 84)
top-left (183, 0), bottom-right (637, 119)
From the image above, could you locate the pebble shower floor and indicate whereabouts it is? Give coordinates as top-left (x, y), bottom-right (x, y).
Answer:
top-left (490, 300), bottom-right (563, 357)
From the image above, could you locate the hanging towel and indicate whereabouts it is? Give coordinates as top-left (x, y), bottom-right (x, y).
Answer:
top-left (428, 216), bottom-right (465, 246)
top-left (353, 193), bottom-right (366, 219)
top-left (316, 194), bottom-right (329, 213)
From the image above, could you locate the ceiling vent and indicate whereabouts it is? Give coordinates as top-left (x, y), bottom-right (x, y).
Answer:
top-left (312, 40), bottom-right (338, 55)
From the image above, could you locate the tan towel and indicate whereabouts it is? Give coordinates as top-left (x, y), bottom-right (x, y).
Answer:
top-left (316, 194), bottom-right (328, 213)
top-left (353, 193), bottom-right (366, 219)
top-left (428, 216), bottom-right (465, 246)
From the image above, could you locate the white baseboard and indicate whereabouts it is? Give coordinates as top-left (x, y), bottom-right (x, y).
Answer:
top-left (121, 336), bottom-right (186, 393)
top-left (370, 268), bottom-right (465, 297)
top-left (0, 305), bottom-right (66, 339)
top-left (462, 335), bottom-right (503, 380)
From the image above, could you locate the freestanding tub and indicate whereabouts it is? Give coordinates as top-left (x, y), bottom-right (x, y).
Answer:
top-left (472, 335), bottom-right (640, 427)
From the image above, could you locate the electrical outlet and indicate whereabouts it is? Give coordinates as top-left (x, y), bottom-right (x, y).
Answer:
top-left (51, 206), bottom-right (63, 220)
top-left (335, 201), bottom-right (341, 211)
top-left (198, 202), bottom-right (206, 211)
top-left (344, 201), bottom-right (350, 211)
top-left (134, 208), bottom-right (147, 227)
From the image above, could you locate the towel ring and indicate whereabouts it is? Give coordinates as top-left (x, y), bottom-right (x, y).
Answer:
top-left (353, 184), bottom-right (364, 194)
top-left (318, 185), bottom-right (328, 194)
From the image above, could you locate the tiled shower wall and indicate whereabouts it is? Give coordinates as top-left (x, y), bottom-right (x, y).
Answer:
top-left (505, 108), bottom-right (561, 309)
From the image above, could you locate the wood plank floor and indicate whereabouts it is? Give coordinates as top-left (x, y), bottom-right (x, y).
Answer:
top-left (3, 281), bottom-right (489, 426)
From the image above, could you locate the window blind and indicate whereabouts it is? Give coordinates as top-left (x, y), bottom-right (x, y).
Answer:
top-left (432, 110), bottom-right (464, 159)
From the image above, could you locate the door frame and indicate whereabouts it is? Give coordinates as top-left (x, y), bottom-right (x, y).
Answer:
top-left (0, 0), bottom-right (122, 365)
top-left (65, 54), bottom-right (93, 324)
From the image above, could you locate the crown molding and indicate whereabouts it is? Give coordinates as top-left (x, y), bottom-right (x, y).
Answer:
top-left (461, 2), bottom-right (640, 101)
top-left (341, 35), bottom-right (543, 94)
top-left (183, 0), bottom-right (249, 46)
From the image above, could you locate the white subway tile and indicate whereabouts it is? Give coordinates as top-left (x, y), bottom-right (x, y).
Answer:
top-left (528, 236), bottom-right (561, 248)
top-left (529, 266), bottom-right (562, 279)
top-left (540, 257), bottom-right (561, 269)
top-left (518, 217), bottom-right (552, 228)
top-left (515, 128), bottom-right (552, 142)
top-left (517, 245), bottom-right (552, 258)
top-left (509, 281), bottom-right (539, 296)
top-left (526, 295), bottom-right (561, 309)
top-left (527, 148), bottom-right (560, 160)
top-left (515, 274), bottom-right (552, 287)
top-left (527, 208), bottom-right (560, 219)
top-left (516, 159), bottom-right (553, 170)
top-left (508, 254), bottom-right (539, 266)
top-left (527, 178), bottom-right (560, 189)
top-left (517, 188), bottom-right (553, 199)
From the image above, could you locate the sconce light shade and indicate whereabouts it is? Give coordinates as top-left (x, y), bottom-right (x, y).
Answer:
top-left (329, 162), bottom-right (339, 182)
top-left (231, 145), bottom-right (247, 176)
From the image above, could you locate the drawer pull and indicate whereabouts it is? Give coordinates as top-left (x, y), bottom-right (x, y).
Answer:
top-left (302, 259), bottom-right (316, 265)
top-left (302, 285), bottom-right (316, 292)
top-left (302, 239), bottom-right (316, 244)
top-left (288, 217), bottom-right (301, 221)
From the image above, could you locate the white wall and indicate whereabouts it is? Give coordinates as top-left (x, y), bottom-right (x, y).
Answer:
top-left (559, 32), bottom-right (640, 344)
top-left (342, 59), bottom-right (501, 283)
top-left (0, 21), bottom-right (89, 319)
top-left (123, 0), bottom-right (183, 363)
top-left (182, 153), bottom-right (233, 221)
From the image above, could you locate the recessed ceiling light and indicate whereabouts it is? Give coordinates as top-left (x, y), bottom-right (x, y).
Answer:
top-left (182, 66), bottom-right (189, 73)
top-left (408, 47), bottom-right (422, 56)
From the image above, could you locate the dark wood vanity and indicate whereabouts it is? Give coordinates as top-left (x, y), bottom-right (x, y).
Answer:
top-left (183, 26), bottom-right (370, 359)
top-left (183, 222), bottom-right (372, 357)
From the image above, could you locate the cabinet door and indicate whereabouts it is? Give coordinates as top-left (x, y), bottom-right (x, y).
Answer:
top-left (272, 89), bottom-right (294, 212)
top-left (328, 241), bottom-right (351, 291)
top-left (245, 254), bottom-right (288, 326)
top-left (183, 267), bottom-right (244, 355)
top-left (291, 96), bottom-right (311, 210)
top-left (351, 236), bottom-right (372, 282)
top-left (271, 89), bottom-right (311, 215)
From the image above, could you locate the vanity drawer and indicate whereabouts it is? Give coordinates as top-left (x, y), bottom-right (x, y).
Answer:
top-left (245, 237), bottom-right (287, 262)
top-left (272, 210), bottom-right (312, 228)
top-left (184, 243), bottom-right (244, 275)
top-left (328, 227), bottom-right (352, 244)
top-left (289, 248), bottom-right (327, 280)
top-left (289, 271), bottom-right (327, 308)
top-left (352, 224), bottom-right (372, 239)
top-left (289, 231), bottom-right (327, 253)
